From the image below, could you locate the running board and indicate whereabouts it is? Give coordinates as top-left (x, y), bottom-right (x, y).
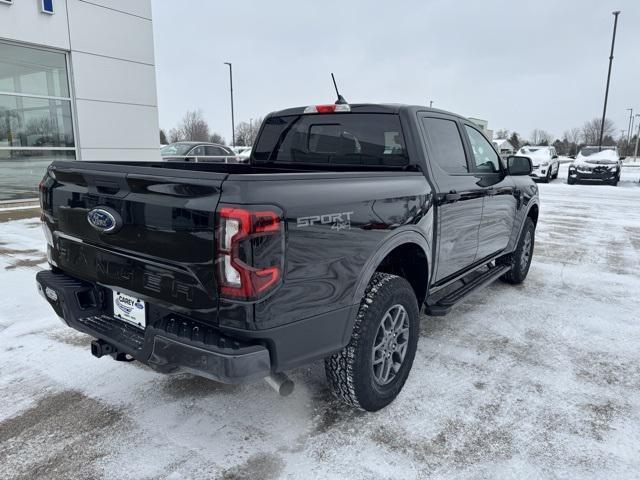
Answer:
top-left (424, 264), bottom-right (511, 316)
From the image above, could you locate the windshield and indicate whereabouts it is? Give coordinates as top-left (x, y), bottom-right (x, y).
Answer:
top-left (161, 143), bottom-right (194, 156)
top-left (253, 113), bottom-right (408, 167)
top-left (579, 146), bottom-right (615, 157)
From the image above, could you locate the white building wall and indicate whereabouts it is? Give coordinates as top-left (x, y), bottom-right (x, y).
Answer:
top-left (0, 0), bottom-right (71, 50)
top-left (66, 0), bottom-right (160, 161)
top-left (0, 0), bottom-right (160, 162)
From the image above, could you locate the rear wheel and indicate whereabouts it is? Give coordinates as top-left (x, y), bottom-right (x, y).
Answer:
top-left (325, 272), bottom-right (419, 411)
top-left (497, 217), bottom-right (535, 284)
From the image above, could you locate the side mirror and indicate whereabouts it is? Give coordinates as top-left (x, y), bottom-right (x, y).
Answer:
top-left (507, 156), bottom-right (532, 176)
top-left (552, 155), bottom-right (558, 159)
top-left (620, 156), bottom-right (626, 160)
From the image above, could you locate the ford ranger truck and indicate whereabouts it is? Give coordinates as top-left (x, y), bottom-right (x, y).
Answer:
top-left (36, 103), bottom-right (539, 411)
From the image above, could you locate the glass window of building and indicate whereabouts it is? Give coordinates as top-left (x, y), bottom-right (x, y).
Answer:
top-left (0, 42), bottom-right (75, 201)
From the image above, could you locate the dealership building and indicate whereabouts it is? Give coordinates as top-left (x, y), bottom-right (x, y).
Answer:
top-left (0, 0), bottom-right (160, 202)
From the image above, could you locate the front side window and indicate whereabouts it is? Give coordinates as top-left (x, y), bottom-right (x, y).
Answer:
top-left (422, 117), bottom-right (468, 174)
top-left (465, 125), bottom-right (501, 173)
top-left (0, 41), bottom-right (75, 200)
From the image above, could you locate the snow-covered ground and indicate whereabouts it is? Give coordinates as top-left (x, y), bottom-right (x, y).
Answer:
top-left (1, 166), bottom-right (639, 479)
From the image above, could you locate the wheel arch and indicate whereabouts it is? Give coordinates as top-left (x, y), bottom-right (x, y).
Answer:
top-left (527, 202), bottom-right (539, 226)
top-left (352, 230), bottom-right (431, 308)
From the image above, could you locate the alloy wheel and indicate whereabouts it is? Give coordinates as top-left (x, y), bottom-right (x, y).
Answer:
top-left (372, 304), bottom-right (410, 385)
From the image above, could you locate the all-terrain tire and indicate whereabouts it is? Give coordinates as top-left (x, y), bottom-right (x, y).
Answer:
top-left (324, 272), bottom-right (419, 412)
top-left (497, 217), bottom-right (535, 284)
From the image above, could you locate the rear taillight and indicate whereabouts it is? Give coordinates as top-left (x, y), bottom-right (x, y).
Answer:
top-left (216, 205), bottom-right (284, 300)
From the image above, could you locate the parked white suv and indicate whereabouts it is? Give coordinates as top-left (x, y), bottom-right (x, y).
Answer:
top-left (517, 146), bottom-right (560, 183)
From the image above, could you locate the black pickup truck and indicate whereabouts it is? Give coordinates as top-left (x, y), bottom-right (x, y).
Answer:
top-left (36, 103), bottom-right (539, 411)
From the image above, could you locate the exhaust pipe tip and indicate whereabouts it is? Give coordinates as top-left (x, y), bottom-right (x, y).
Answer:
top-left (264, 372), bottom-right (294, 396)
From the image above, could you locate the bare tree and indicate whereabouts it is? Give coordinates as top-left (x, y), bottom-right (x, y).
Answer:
top-left (234, 118), bottom-right (263, 146)
top-left (495, 129), bottom-right (509, 139)
top-left (530, 129), bottom-right (553, 146)
top-left (564, 127), bottom-right (581, 145)
top-left (177, 109), bottom-right (210, 142)
top-left (209, 132), bottom-right (226, 145)
top-left (581, 118), bottom-right (615, 145)
top-left (168, 128), bottom-right (182, 143)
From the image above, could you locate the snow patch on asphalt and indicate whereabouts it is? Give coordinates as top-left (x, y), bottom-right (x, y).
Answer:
top-left (1, 172), bottom-right (639, 479)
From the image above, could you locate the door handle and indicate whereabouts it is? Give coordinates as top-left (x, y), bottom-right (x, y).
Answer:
top-left (485, 187), bottom-right (497, 196)
top-left (445, 190), bottom-right (461, 202)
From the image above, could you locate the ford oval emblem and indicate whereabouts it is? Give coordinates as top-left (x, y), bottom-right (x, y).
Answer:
top-left (87, 207), bottom-right (122, 234)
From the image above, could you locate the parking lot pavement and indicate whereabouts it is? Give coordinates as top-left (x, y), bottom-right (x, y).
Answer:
top-left (1, 168), bottom-right (639, 480)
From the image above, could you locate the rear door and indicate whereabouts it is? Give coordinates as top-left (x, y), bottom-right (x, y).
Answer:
top-left (419, 115), bottom-right (485, 281)
top-left (43, 161), bottom-right (226, 316)
top-left (462, 124), bottom-right (517, 260)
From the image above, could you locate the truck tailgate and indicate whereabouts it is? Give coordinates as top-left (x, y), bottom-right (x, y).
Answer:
top-left (41, 161), bottom-right (227, 316)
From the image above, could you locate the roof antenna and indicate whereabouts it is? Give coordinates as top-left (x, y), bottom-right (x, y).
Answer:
top-left (331, 73), bottom-right (348, 105)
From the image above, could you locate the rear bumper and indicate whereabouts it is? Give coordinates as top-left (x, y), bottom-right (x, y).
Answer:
top-left (36, 269), bottom-right (354, 382)
top-left (36, 269), bottom-right (271, 383)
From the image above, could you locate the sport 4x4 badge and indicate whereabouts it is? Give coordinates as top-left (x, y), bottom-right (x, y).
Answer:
top-left (297, 211), bottom-right (354, 231)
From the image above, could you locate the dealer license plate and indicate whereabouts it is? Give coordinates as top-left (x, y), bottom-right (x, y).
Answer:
top-left (112, 290), bottom-right (146, 329)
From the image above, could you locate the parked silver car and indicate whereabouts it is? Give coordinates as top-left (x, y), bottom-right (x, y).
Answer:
top-left (161, 142), bottom-right (241, 163)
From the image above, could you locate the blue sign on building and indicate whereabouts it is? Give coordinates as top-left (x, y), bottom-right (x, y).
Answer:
top-left (41, 0), bottom-right (54, 14)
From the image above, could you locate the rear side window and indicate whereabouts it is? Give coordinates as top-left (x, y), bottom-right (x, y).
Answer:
top-left (189, 146), bottom-right (205, 156)
top-left (422, 117), bottom-right (468, 173)
top-left (253, 113), bottom-right (408, 167)
top-left (205, 146), bottom-right (227, 156)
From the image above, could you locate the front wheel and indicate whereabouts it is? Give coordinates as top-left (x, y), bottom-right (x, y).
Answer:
top-left (610, 174), bottom-right (620, 186)
top-left (497, 217), bottom-right (535, 284)
top-left (325, 272), bottom-right (419, 411)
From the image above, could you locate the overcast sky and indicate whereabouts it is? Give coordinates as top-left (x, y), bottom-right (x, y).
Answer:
top-left (151, 0), bottom-right (639, 143)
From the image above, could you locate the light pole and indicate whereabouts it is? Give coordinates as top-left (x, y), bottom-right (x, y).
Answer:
top-left (630, 114), bottom-right (636, 156)
top-left (634, 115), bottom-right (640, 160)
top-left (224, 62), bottom-right (235, 147)
top-left (598, 11), bottom-right (620, 150)
top-left (429, 100), bottom-right (433, 108)
top-left (626, 108), bottom-right (634, 153)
